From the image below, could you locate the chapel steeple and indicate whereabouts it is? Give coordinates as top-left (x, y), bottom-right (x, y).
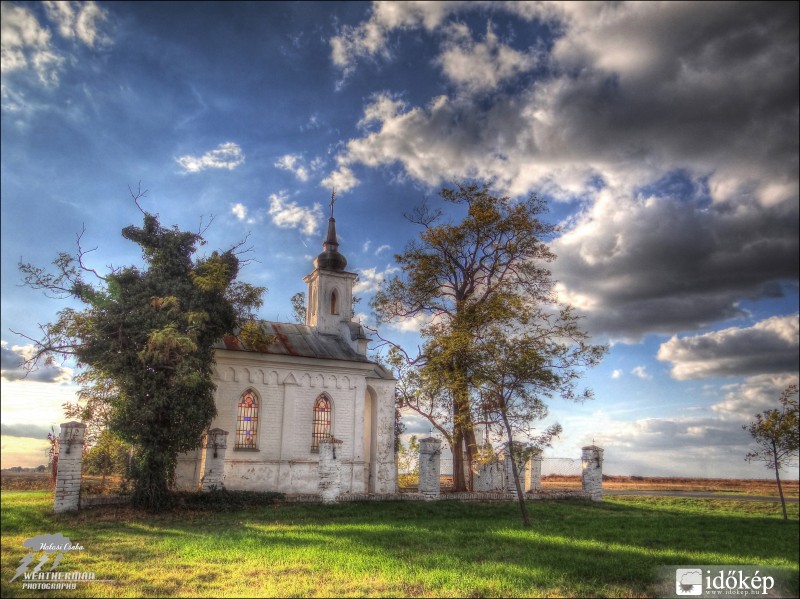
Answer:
top-left (303, 192), bottom-right (365, 352)
top-left (313, 191), bottom-right (347, 272)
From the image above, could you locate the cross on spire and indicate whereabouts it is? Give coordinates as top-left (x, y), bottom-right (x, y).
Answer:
top-left (329, 188), bottom-right (336, 218)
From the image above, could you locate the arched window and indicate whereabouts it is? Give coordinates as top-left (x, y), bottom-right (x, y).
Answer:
top-left (311, 395), bottom-right (332, 452)
top-left (236, 389), bottom-right (259, 449)
top-left (330, 289), bottom-right (339, 315)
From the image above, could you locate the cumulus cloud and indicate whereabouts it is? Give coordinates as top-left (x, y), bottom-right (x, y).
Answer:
top-left (327, 3), bottom-right (798, 339)
top-left (330, 1), bottom-right (550, 74)
top-left (321, 164), bottom-right (359, 194)
top-left (1, 341), bottom-right (72, 384)
top-left (1, 2), bottom-right (63, 85)
top-left (176, 142), bottom-right (244, 173)
top-left (354, 265), bottom-right (400, 294)
top-left (657, 315), bottom-right (800, 380)
top-left (631, 366), bottom-right (651, 380)
top-left (275, 153), bottom-right (311, 182)
top-left (438, 22), bottom-right (537, 93)
top-left (43, 1), bottom-right (110, 48)
top-left (611, 369), bottom-right (622, 379)
top-left (231, 203), bottom-right (248, 220)
top-left (1, 1), bottom-right (110, 89)
top-left (551, 190), bottom-right (799, 339)
top-left (267, 192), bottom-right (322, 236)
top-left (374, 244), bottom-right (390, 256)
top-left (712, 373), bottom-right (799, 422)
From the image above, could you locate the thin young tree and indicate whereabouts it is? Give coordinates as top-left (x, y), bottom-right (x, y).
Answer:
top-left (471, 307), bottom-right (605, 526)
top-left (743, 384), bottom-right (799, 521)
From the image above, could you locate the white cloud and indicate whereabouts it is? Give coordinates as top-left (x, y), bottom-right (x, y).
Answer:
top-left (1, 341), bottom-right (72, 384)
top-left (354, 265), bottom-right (400, 294)
top-left (1, 2), bottom-right (62, 85)
top-left (330, 1), bottom-right (550, 74)
top-left (631, 366), bottom-right (651, 380)
top-left (231, 203), bottom-right (248, 221)
top-left (374, 244), bottom-right (390, 256)
top-left (43, 1), bottom-right (110, 48)
top-left (1, 1), bottom-right (110, 90)
top-left (438, 23), bottom-right (537, 93)
top-left (267, 192), bottom-right (322, 236)
top-left (551, 190), bottom-right (798, 340)
top-left (275, 153), bottom-right (310, 182)
top-left (611, 369), bottom-right (622, 379)
top-left (321, 164), bottom-right (359, 193)
top-left (362, 240), bottom-right (372, 253)
top-left (176, 142), bottom-right (245, 173)
top-left (327, 4), bottom-right (797, 340)
top-left (712, 374), bottom-right (799, 422)
top-left (657, 315), bottom-right (800, 381)
top-left (386, 311), bottom-right (440, 334)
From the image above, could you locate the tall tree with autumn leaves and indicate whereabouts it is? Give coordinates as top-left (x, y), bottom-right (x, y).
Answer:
top-left (375, 182), bottom-right (604, 492)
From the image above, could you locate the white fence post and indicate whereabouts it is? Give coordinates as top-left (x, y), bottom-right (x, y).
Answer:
top-left (581, 445), bottom-right (604, 501)
top-left (54, 422), bottom-right (87, 513)
top-left (418, 437), bottom-right (442, 500)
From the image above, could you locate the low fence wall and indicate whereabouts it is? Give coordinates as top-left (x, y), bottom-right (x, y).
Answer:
top-left (55, 419), bottom-right (605, 511)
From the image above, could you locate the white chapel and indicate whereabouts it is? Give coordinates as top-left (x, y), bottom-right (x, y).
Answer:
top-left (175, 202), bottom-right (397, 495)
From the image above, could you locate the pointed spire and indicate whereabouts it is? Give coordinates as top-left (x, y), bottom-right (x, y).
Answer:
top-left (323, 189), bottom-right (339, 252)
top-left (314, 189), bottom-right (347, 271)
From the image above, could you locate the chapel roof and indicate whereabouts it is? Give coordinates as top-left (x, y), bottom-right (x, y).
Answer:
top-left (216, 321), bottom-right (384, 368)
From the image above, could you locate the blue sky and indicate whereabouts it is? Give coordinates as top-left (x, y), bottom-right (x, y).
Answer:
top-left (1, 1), bottom-right (798, 478)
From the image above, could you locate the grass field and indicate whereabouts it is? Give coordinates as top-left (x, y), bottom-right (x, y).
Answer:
top-left (1, 490), bottom-right (798, 598)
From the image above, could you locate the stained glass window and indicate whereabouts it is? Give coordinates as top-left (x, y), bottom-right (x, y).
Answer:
top-left (236, 389), bottom-right (259, 449)
top-left (311, 395), bottom-right (331, 452)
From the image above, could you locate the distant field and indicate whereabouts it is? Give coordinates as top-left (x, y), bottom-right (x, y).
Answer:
top-left (6, 470), bottom-right (798, 497)
top-left (542, 475), bottom-right (800, 497)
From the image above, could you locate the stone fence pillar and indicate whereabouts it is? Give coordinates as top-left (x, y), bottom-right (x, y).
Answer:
top-left (524, 449), bottom-right (543, 493)
top-left (318, 437), bottom-right (343, 503)
top-left (581, 445), bottom-right (604, 501)
top-left (418, 437), bottom-right (442, 499)
top-left (199, 428), bottom-right (228, 491)
top-left (54, 422), bottom-right (87, 513)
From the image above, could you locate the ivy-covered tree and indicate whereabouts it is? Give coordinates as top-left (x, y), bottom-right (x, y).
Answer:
top-left (18, 192), bottom-right (269, 511)
top-left (743, 384), bottom-right (799, 521)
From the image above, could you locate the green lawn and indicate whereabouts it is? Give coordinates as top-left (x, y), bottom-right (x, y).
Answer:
top-left (1, 491), bottom-right (797, 598)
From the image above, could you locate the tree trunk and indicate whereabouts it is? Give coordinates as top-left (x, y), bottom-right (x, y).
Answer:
top-left (501, 412), bottom-right (531, 527)
top-left (463, 420), bottom-right (478, 491)
top-left (772, 440), bottom-right (788, 521)
top-left (452, 426), bottom-right (465, 491)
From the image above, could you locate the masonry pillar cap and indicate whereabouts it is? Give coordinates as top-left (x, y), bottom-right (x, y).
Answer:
top-left (419, 437), bottom-right (441, 443)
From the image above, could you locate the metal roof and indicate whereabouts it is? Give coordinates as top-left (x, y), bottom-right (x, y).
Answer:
top-left (215, 321), bottom-right (373, 364)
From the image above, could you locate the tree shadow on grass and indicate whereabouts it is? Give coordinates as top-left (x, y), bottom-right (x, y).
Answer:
top-left (2, 494), bottom-right (798, 597)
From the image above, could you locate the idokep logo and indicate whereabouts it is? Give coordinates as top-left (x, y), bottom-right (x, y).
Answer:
top-left (676, 569), bottom-right (703, 595)
top-left (668, 566), bottom-right (779, 598)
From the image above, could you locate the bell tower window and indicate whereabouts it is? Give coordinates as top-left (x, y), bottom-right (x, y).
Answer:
top-left (330, 289), bottom-right (339, 315)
